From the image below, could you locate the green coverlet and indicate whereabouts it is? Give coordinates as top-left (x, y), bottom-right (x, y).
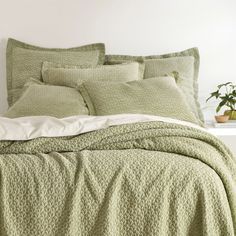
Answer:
top-left (0, 121), bottom-right (235, 236)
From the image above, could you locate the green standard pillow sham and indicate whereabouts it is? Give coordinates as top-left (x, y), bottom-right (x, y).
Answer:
top-left (4, 79), bottom-right (88, 118)
top-left (144, 56), bottom-right (199, 121)
top-left (6, 38), bottom-right (105, 106)
top-left (42, 61), bottom-right (141, 88)
top-left (105, 47), bottom-right (203, 123)
top-left (78, 76), bottom-right (199, 124)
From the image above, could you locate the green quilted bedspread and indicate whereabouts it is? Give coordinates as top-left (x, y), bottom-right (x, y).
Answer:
top-left (0, 121), bottom-right (235, 236)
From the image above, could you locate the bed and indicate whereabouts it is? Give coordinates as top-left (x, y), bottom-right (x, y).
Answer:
top-left (0, 38), bottom-right (235, 236)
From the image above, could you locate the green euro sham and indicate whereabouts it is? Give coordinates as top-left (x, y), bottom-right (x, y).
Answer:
top-left (105, 47), bottom-right (203, 123)
top-left (4, 79), bottom-right (88, 118)
top-left (6, 38), bottom-right (105, 106)
top-left (42, 61), bottom-right (141, 88)
top-left (78, 76), bottom-right (199, 124)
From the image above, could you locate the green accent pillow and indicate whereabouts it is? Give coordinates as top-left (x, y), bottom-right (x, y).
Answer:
top-left (78, 76), bottom-right (199, 124)
top-left (6, 38), bottom-right (105, 106)
top-left (42, 61), bottom-right (141, 88)
top-left (105, 47), bottom-right (203, 123)
top-left (4, 79), bottom-right (88, 118)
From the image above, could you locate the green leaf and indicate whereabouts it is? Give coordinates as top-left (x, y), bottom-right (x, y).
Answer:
top-left (216, 100), bottom-right (227, 113)
top-left (216, 105), bottom-right (222, 113)
top-left (206, 90), bottom-right (220, 102)
top-left (217, 82), bottom-right (232, 89)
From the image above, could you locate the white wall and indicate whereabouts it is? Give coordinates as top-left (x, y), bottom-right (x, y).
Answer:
top-left (0, 0), bottom-right (236, 119)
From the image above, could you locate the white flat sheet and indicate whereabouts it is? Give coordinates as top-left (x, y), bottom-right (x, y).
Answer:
top-left (0, 114), bottom-right (205, 141)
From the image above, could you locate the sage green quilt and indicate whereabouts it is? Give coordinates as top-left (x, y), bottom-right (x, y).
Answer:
top-left (0, 121), bottom-right (235, 236)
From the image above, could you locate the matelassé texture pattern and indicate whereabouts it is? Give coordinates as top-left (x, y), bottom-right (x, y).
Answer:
top-left (105, 47), bottom-right (204, 124)
top-left (6, 38), bottom-right (105, 106)
top-left (42, 61), bottom-right (142, 88)
top-left (0, 122), bottom-right (235, 235)
top-left (79, 77), bottom-right (199, 125)
top-left (4, 79), bottom-right (88, 118)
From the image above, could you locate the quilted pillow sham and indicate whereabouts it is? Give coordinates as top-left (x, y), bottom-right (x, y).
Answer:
top-left (42, 61), bottom-right (141, 88)
top-left (78, 76), bottom-right (199, 124)
top-left (6, 38), bottom-right (105, 106)
top-left (4, 79), bottom-right (88, 118)
top-left (144, 56), bottom-right (199, 120)
top-left (105, 47), bottom-right (203, 123)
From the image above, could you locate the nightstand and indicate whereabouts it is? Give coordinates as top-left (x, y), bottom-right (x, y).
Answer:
top-left (205, 121), bottom-right (236, 156)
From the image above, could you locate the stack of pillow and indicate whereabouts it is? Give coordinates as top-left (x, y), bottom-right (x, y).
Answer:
top-left (4, 38), bottom-right (204, 126)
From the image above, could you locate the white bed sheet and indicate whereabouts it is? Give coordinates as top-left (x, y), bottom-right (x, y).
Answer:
top-left (0, 114), bottom-right (205, 141)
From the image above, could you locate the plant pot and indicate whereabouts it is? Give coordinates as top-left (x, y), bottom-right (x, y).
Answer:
top-left (215, 115), bottom-right (230, 123)
top-left (224, 110), bottom-right (236, 120)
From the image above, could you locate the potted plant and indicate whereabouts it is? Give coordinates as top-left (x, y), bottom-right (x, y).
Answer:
top-left (206, 82), bottom-right (236, 123)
